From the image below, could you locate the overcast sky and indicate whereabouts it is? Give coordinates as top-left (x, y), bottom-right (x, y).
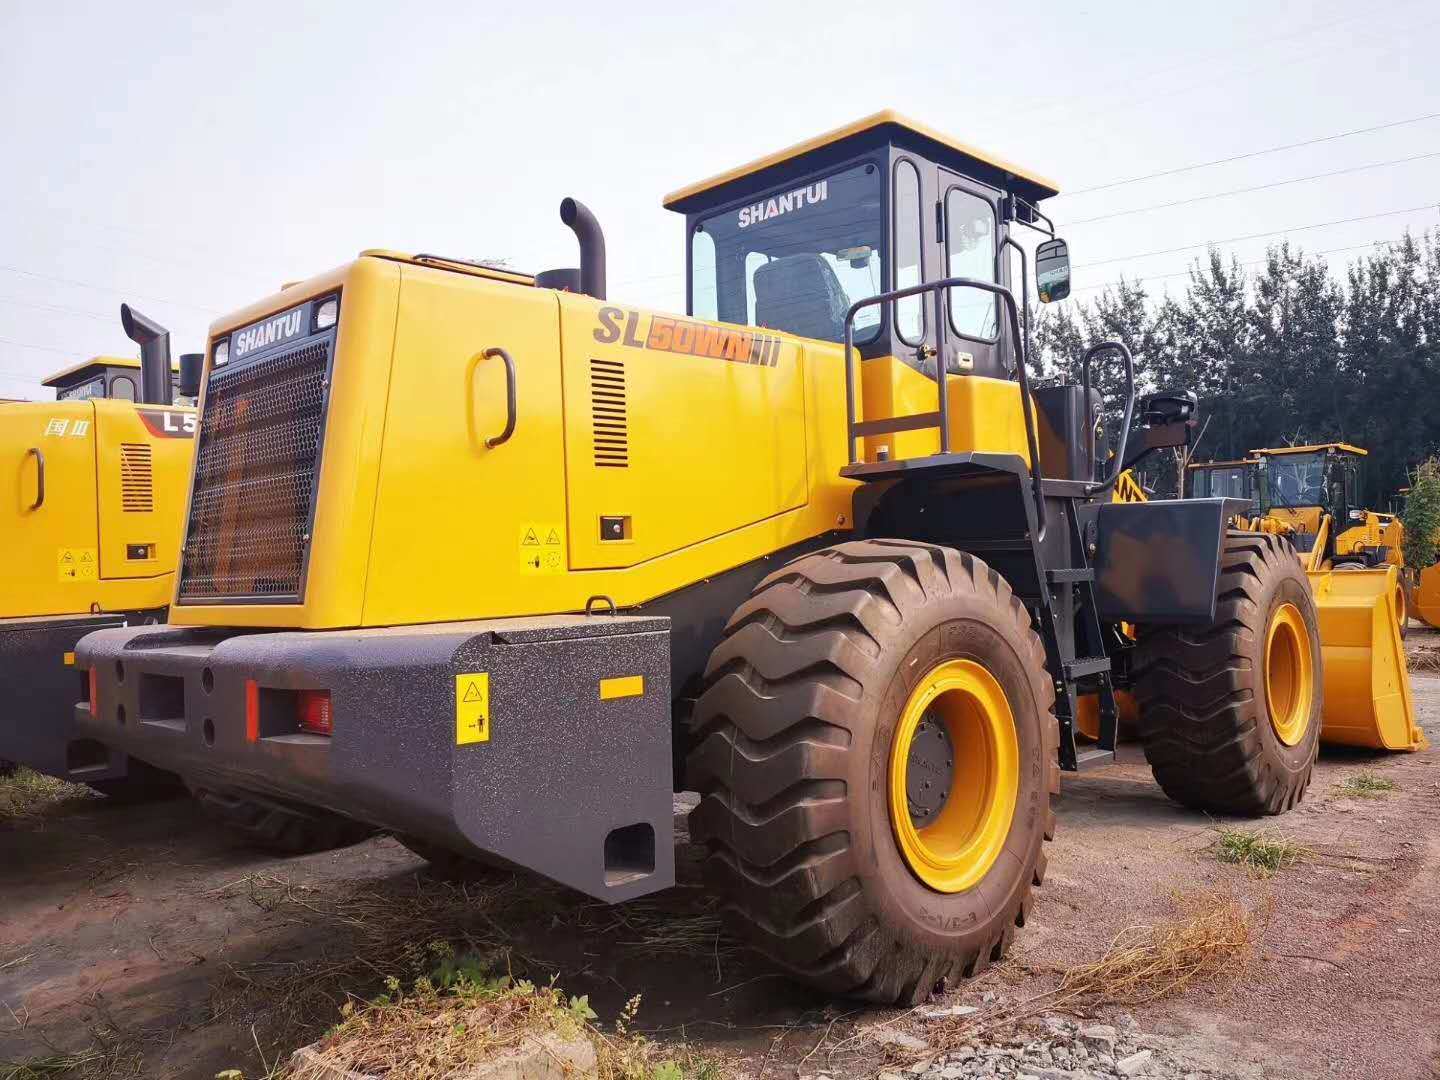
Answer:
top-left (2, 0), bottom-right (1438, 398)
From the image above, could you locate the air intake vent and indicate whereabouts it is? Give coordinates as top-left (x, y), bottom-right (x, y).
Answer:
top-left (119, 443), bottom-right (154, 512)
top-left (591, 358), bottom-right (628, 468)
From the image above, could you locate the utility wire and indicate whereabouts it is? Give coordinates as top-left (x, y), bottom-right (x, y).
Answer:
top-left (1068, 237), bottom-right (1407, 296)
top-left (1075, 203), bottom-right (1439, 270)
top-left (1060, 111), bottom-right (1440, 198)
top-left (0, 295), bottom-right (117, 323)
top-left (1065, 150), bottom-right (1440, 226)
top-left (0, 264), bottom-right (218, 314)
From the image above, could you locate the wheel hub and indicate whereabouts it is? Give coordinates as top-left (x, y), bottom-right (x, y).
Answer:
top-left (905, 712), bottom-right (954, 827)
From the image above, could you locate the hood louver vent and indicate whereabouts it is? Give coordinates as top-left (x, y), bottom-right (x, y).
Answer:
top-left (591, 358), bottom-right (628, 468)
top-left (119, 443), bottom-right (154, 512)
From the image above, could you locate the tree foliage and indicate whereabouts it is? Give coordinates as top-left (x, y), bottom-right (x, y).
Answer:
top-left (1033, 231), bottom-right (1440, 504)
top-left (1402, 458), bottom-right (1440, 570)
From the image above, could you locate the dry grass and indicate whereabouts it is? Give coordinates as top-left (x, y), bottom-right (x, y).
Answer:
top-left (1336, 772), bottom-right (1398, 798)
top-left (279, 949), bottom-right (727, 1080)
top-left (1407, 643), bottom-right (1440, 672)
top-left (1056, 890), bottom-right (1256, 1005)
top-left (1213, 827), bottom-right (1311, 875)
top-left (0, 767), bottom-right (95, 821)
top-left (207, 868), bottom-right (738, 1077)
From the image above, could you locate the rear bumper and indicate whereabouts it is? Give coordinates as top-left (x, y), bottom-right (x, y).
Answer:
top-left (74, 614), bottom-right (676, 901)
top-left (1, 609), bottom-right (164, 784)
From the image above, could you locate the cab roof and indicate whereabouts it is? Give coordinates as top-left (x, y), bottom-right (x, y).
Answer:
top-left (1252, 443), bottom-right (1367, 457)
top-left (42, 355), bottom-right (139, 388)
top-left (663, 110), bottom-right (1060, 213)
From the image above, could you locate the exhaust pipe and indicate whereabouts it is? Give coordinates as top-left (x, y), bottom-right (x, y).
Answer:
top-left (559, 198), bottom-right (606, 301)
top-left (120, 304), bottom-right (172, 405)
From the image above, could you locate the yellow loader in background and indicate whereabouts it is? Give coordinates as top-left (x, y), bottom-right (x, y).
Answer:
top-left (0, 308), bottom-right (199, 797)
top-left (1241, 443), bottom-right (1424, 752)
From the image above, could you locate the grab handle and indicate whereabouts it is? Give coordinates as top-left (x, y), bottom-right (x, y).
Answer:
top-left (483, 347), bottom-right (517, 449)
top-left (26, 447), bottom-right (44, 510)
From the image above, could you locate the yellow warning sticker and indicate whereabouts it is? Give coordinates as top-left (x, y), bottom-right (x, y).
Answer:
top-left (57, 547), bottom-right (98, 583)
top-left (518, 522), bottom-right (565, 575)
top-left (455, 672), bottom-right (491, 745)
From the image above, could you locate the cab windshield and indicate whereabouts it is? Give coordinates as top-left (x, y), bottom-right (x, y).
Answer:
top-left (690, 162), bottom-right (883, 344)
top-left (1263, 452), bottom-right (1326, 509)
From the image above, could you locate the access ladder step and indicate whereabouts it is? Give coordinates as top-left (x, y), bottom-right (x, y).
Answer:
top-left (1075, 748), bottom-right (1116, 771)
top-left (1047, 568), bottom-right (1095, 584)
top-left (1064, 655), bottom-right (1111, 679)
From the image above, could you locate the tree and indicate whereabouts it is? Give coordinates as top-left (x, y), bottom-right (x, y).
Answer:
top-left (1402, 458), bottom-right (1440, 571)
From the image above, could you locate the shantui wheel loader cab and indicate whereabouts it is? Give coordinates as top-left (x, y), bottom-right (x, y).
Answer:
top-left (1242, 443), bottom-right (1424, 752)
top-left (1186, 457), bottom-right (1258, 504)
top-left (76, 111), bottom-right (1336, 1001)
top-left (0, 307), bottom-right (200, 796)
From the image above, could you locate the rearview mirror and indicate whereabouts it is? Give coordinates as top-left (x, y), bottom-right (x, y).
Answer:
top-left (1036, 238), bottom-right (1071, 303)
top-left (178, 352), bottom-right (204, 399)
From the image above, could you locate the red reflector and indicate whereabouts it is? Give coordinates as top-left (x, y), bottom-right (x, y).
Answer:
top-left (245, 679), bottom-right (259, 742)
top-left (88, 668), bottom-right (98, 716)
top-left (298, 690), bottom-right (332, 736)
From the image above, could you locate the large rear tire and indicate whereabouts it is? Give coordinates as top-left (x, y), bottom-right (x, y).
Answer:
top-left (190, 784), bottom-right (376, 854)
top-left (687, 540), bottom-right (1056, 1004)
top-left (1133, 531), bottom-right (1321, 815)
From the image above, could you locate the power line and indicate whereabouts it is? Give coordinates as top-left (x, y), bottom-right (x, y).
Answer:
top-left (1075, 203), bottom-right (1439, 270)
top-left (1065, 150), bottom-right (1440, 226)
top-left (1059, 111), bottom-right (1440, 198)
top-left (0, 264), bottom-right (218, 314)
top-left (1068, 237), bottom-right (1407, 296)
top-left (0, 295), bottom-right (117, 323)
top-left (0, 335), bottom-right (97, 359)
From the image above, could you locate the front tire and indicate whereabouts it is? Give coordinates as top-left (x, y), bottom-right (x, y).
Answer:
top-left (687, 540), bottom-right (1056, 1004)
top-left (1133, 531), bottom-right (1322, 815)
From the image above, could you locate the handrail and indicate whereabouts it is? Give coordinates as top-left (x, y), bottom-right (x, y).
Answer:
top-left (842, 276), bottom-right (1047, 541)
top-left (26, 447), bottom-right (45, 510)
top-left (1079, 341), bottom-right (1136, 496)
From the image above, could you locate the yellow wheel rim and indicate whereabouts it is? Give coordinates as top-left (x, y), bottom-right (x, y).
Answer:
top-left (1396, 584), bottom-right (1407, 629)
top-left (888, 659), bottom-right (1019, 893)
top-left (1265, 602), bottom-right (1314, 747)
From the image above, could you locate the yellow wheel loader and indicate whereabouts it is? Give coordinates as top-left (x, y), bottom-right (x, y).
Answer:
top-left (75, 113), bottom-right (1329, 1001)
top-left (0, 309), bottom-right (199, 798)
top-left (1239, 443), bottom-right (1424, 751)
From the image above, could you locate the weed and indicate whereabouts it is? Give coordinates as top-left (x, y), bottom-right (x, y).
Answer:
top-left (1336, 773), bottom-right (1397, 798)
top-left (1214, 828), bottom-right (1309, 875)
top-left (0, 768), bottom-right (95, 821)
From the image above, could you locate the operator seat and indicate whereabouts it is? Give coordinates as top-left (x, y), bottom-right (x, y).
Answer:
top-left (753, 254), bottom-right (850, 342)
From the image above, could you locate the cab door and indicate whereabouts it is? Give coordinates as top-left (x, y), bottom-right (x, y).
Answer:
top-left (936, 169), bottom-right (1006, 379)
top-left (0, 400), bottom-right (100, 617)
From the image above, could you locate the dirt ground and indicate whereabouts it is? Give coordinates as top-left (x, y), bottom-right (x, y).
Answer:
top-left (4, 631), bottom-right (1439, 1080)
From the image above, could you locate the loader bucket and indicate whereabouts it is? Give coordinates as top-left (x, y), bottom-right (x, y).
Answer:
top-left (1415, 563), bottom-right (1440, 630)
top-left (1306, 564), bottom-right (1427, 751)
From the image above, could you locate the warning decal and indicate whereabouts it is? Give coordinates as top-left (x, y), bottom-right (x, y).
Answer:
top-left (455, 672), bottom-right (491, 745)
top-left (57, 547), bottom-right (98, 583)
top-left (519, 522), bottom-right (564, 575)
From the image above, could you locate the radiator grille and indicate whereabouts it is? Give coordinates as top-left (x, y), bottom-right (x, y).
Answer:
top-left (178, 339), bottom-right (331, 602)
top-left (119, 443), bottom-right (154, 512)
top-left (591, 358), bottom-right (627, 468)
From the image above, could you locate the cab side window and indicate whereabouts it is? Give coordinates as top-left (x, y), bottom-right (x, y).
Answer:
top-left (945, 188), bottom-right (998, 340)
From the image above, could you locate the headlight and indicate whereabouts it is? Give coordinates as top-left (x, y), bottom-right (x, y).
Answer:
top-left (314, 296), bottom-right (339, 331)
top-left (213, 339), bottom-right (230, 367)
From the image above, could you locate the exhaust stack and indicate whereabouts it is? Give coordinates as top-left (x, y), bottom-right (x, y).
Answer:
top-left (559, 198), bottom-right (606, 301)
top-left (120, 304), bottom-right (173, 405)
